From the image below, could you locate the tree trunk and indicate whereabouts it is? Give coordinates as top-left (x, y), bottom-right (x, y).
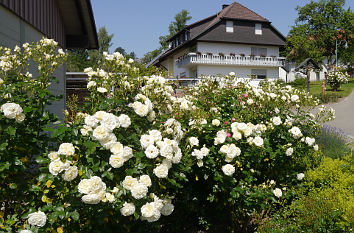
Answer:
top-left (307, 67), bottom-right (311, 93)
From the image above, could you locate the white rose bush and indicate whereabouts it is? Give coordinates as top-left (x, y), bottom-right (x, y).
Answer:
top-left (0, 40), bottom-right (336, 232)
top-left (0, 39), bottom-right (66, 232)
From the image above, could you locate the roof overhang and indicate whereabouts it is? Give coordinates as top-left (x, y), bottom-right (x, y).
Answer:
top-left (57, 0), bottom-right (98, 49)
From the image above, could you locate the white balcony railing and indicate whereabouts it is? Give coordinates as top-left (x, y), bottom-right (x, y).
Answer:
top-left (176, 53), bottom-right (286, 68)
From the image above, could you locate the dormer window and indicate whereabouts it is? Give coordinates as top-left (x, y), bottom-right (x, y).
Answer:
top-left (226, 21), bottom-right (234, 33)
top-left (255, 23), bottom-right (262, 35)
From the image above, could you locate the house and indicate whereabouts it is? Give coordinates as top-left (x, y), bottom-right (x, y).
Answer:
top-left (150, 2), bottom-right (287, 86)
top-left (280, 61), bottom-right (327, 83)
top-left (0, 0), bottom-right (98, 118)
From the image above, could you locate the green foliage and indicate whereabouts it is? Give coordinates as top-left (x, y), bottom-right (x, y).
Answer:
top-left (141, 48), bottom-right (163, 64)
top-left (290, 76), bottom-right (307, 88)
top-left (257, 156), bottom-right (354, 233)
top-left (142, 9), bottom-right (192, 64)
top-left (287, 0), bottom-right (354, 66)
top-left (316, 126), bottom-right (352, 158)
top-left (159, 9), bottom-right (192, 49)
top-left (87, 27), bottom-right (114, 68)
top-left (66, 48), bottom-right (90, 72)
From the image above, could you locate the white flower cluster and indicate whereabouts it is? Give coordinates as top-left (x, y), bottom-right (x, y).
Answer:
top-left (289, 126), bottom-right (303, 139)
top-left (122, 175), bottom-right (151, 199)
top-left (163, 118), bottom-right (184, 142)
top-left (78, 176), bottom-right (115, 204)
top-left (28, 210), bottom-right (47, 227)
top-left (191, 145), bottom-right (210, 167)
top-left (48, 144), bottom-right (78, 182)
top-left (140, 194), bottom-right (174, 222)
top-left (140, 129), bottom-right (183, 178)
top-left (129, 94), bottom-right (155, 119)
top-left (82, 111), bottom-right (134, 168)
top-left (189, 137), bottom-right (199, 147)
top-left (220, 144), bottom-right (241, 162)
top-left (173, 97), bottom-right (195, 111)
top-left (0, 103), bottom-right (25, 122)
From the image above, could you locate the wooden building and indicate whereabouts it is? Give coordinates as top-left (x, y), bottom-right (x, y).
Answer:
top-left (0, 0), bottom-right (98, 118)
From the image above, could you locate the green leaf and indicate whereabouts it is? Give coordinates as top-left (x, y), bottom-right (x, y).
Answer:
top-left (71, 211), bottom-right (79, 221)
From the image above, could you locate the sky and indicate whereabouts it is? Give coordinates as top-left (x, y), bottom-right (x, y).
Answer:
top-left (91, 0), bottom-right (354, 58)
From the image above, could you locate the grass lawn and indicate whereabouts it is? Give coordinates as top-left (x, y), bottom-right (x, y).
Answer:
top-left (291, 77), bottom-right (354, 103)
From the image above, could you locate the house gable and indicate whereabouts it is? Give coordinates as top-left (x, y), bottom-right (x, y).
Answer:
top-left (197, 19), bottom-right (286, 46)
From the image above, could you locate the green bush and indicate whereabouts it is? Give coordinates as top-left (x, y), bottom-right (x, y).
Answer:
top-left (316, 126), bottom-right (352, 158)
top-left (0, 40), bottom-right (337, 233)
top-left (257, 156), bottom-right (354, 233)
top-left (290, 76), bottom-right (307, 88)
top-left (312, 92), bottom-right (340, 103)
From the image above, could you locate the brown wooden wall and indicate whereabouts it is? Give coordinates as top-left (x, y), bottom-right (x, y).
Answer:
top-left (0, 0), bottom-right (66, 47)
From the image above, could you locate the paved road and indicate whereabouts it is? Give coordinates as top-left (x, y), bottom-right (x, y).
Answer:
top-left (323, 91), bottom-right (354, 139)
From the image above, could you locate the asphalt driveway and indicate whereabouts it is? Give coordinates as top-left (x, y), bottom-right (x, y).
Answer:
top-left (323, 91), bottom-right (354, 139)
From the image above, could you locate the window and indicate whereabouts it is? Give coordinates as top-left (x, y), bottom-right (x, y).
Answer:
top-left (251, 69), bottom-right (267, 79)
top-left (255, 23), bottom-right (262, 35)
top-left (226, 21), bottom-right (234, 33)
top-left (251, 47), bottom-right (267, 56)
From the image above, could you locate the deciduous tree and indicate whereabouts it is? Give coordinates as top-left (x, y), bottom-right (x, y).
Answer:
top-left (286, 0), bottom-right (353, 68)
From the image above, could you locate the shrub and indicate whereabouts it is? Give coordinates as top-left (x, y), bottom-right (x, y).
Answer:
top-left (326, 69), bottom-right (349, 91)
top-left (290, 76), bottom-right (307, 88)
top-left (257, 156), bottom-right (354, 233)
top-left (0, 39), bottom-right (66, 232)
top-left (316, 125), bottom-right (352, 159)
top-left (0, 40), bottom-right (336, 233)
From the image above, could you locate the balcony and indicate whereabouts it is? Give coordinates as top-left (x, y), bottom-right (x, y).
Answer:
top-left (176, 53), bottom-right (286, 68)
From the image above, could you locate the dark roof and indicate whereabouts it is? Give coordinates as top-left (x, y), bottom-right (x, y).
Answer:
top-left (57, 0), bottom-right (98, 49)
top-left (221, 2), bottom-right (269, 22)
top-left (150, 2), bottom-right (285, 66)
top-left (296, 58), bottom-right (321, 70)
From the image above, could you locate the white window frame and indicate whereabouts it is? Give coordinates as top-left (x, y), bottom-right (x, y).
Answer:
top-left (226, 21), bottom-right (234, 33)
top-left (255, 23), bottom-right (262, 35)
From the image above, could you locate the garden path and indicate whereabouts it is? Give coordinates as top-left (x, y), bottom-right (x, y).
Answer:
top-left (323, 91), bottom-right (354, 139)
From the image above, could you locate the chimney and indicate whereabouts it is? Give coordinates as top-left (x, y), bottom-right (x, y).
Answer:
top-left (222, 4), bottom-right (229, 9)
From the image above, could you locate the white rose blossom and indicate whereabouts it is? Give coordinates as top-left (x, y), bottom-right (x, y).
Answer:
top-left (58, 143), bottom-right (75, 156)
top-left (273, 188), bottom-right (282, 198)
top-left (118, 114), bottom-right (131, 128)
top-left (120, 202), bottom-right (136, 216)
top-left (272, 116), bottom-right (282, 126)
top-left (297, 173), bottom-right (305, 180)
top-left (131, 183), bottom-right (149, 199)
top-left (49, 160), bottom-right (64, 175)
top-left (62, 166), bottom-right (78, 181)
top-left (286, 147), bottom-right (294, 156)
top-left (212, 119), bottom-right (220, 126)
top-left (189, 137), bottom-right (199, 147)
top-left (28, 211), bottom-right (47, 227)
top-left (222, 164), bottom-right (235, 176)
top-left (154, 164), bottom-right (169, 178)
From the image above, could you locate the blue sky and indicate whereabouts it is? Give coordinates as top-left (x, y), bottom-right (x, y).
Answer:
top-left (91, 0), bottom-right (353, 58)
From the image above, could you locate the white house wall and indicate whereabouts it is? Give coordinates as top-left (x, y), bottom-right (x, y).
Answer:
top-left (172, 48), bottom-right (191, 78)
top-left (197, 42), bottom-right (279, 57)
top-left (197, 65), bottom-right (279, 79)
